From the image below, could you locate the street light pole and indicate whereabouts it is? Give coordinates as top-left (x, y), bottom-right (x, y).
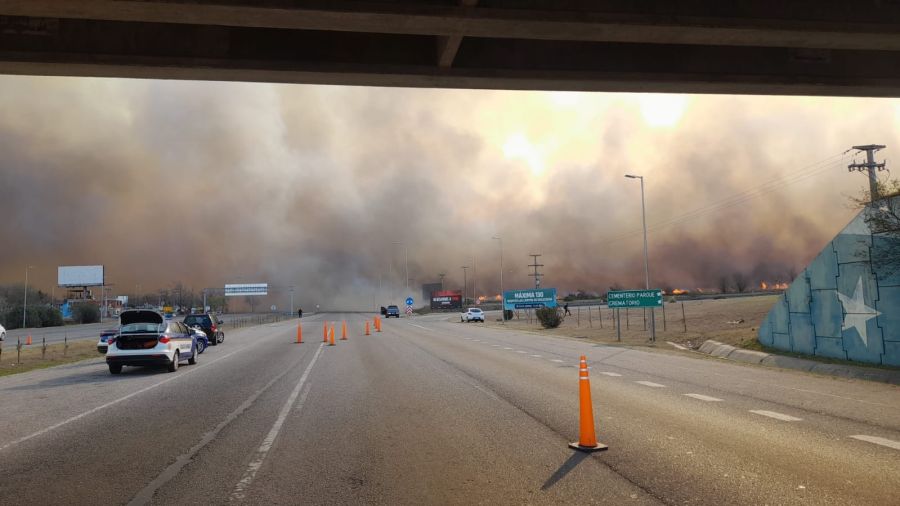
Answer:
top-left (22, 265), bottom-right (33, 329)
top-left (492, 236), bottom-right (504, 323)
top-left (625, 174), bottom-right (656, 341)
top-left (461, 266), bottom-right (469, 305)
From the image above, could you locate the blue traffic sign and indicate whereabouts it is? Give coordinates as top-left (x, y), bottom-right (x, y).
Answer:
top-left (405, 297), bottom-right (414, 306)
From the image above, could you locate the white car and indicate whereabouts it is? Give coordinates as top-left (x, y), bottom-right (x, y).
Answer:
top-left (106, 309), bottom-right (198, 374)
top-left (461, 308), bottom-right (485, 322)
top-left (0, 323), bottom-right (5, 341)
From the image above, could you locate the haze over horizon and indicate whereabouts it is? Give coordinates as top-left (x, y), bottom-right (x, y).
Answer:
top-left (2, 75), bottom-right (898, 309)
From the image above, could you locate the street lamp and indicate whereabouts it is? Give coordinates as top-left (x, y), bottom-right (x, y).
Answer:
top-left (461, 266), bottom-right (469, 305)
top-left (625, 174), bottom-right (656, 341)
top-left (393, 241), bottom-right (408, 295)
top-left (492, 236), bottom-right (504, 323)
top-left (22, 265), bottom-right (34, 329)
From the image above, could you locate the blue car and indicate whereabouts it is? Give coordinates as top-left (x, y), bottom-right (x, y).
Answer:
top-left (386, 305), bottom-right (400, 318)
top-left (187, 325), bottom-right (209, 354)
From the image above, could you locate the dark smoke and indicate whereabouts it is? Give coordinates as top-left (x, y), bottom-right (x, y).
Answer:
top-left (0, 76), bottom-right (896, 309)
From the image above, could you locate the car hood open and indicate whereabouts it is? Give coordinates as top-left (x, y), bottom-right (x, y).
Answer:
top-left (119, 310), bottom-right (164, 326)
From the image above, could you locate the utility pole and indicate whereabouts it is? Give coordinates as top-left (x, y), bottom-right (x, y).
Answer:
top-left (438, 273), bottom-right (446, 290)
top-left (848, 144), bottom-right (887, 203)
top-left (528, 254), bottom-right (544, 289)
top-left (22, 265), bottom-right (33, 329)
top-left (493, 236), bottom-right (504, 323)
top-left (289, 286), bottom-right (294, 315)
top-left (472, 254), bottom-right (477, 303)
top-left (461, 266), bottom-right (469, 305)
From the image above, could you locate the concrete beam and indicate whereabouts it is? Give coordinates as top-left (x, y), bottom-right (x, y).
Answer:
top-left (2, 1), bottom-right (900, 51)
top-left (437, 0), bottom-right (478, 68)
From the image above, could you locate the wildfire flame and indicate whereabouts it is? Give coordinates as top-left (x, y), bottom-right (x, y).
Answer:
top-left (671, 288), bottom-right (688, 295)
top-left (760, 281), bottom-right (789, 290)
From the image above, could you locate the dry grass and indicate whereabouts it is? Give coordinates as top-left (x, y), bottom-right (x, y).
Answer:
top-left (0, 340), bottom-right (101, 377)
top-left (485, 295), bottom-right (779, 349)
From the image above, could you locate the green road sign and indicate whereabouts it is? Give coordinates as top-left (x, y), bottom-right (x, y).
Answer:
top-left (607, 289), bottom-right (663, 308)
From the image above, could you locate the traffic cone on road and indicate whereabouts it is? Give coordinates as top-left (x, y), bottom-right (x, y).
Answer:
top-left (296, 323), bottom-right (303, 344)
top-left (365, 321), bottom-right (370, 335)
top-left (26, 335), bottom-right (32, 345)
top-left (568, 355), bottom-right (608, 452)
top-left (323, 322), bottom-right (328, 343)
top-left (328, 325), bottom-right (336, 346)
top-left (375, 317), bottom-right (382, 333)
top-left (341, 321), bottom-right (347, 340)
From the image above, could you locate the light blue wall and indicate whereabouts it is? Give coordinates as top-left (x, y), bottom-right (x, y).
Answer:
top-left (759, 198), bottom-right (900, 366)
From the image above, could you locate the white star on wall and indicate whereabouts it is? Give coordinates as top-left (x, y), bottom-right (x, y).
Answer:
top-left (836, 277), bottom-right (881, 346)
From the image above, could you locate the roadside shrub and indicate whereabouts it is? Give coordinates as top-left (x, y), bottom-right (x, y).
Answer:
top-left (0, 305), bottom-right (64, 329)
top-left (535, 307), bottom-right (562, 329)
top-left (72, 303), bottom-right (101, 324)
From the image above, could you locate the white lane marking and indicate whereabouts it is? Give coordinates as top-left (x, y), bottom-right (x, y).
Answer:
top-left (406, 322), bottom-right (431, 331)
top-left (492, 344), bottom-right (501, 347)
top-left (128, 347), bottom-right (315, 505)
top-left (550, 359), bottom-right (564, 363)
top-left (230, 343), bottom-right (325, 501)
top-left (503, 347), bottom-right (513, 350)
top-left (850, 435), bottom-right (900, 451)
top-left (516, 350), bottom-right (528, 354)
top-left (464, 338), bottom-right (472, 340)
top-left (599, 372), bottom-right (622, 377)
top-left (750, 410), bottom-right (802, 422)
top-left (531, 354), bottom-right (542, 358)
top-left (666, 341), bottom-right (688, 350)
top-left (636, 381), bottom-right (666, 388)
top-left (0, 341), bottom-right (254, 453)
top-left (473, 339), bottom-right (481, 342)
top-left (684, 393), bottom-right (723, 402)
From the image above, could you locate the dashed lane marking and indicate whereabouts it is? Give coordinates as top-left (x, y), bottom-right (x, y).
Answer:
top-left (230, 344), bottom-right (325, 501)
top-left (636, 381), bottom-right (666, 388)
top-left (516, 350), bottom-right (528, 354)
top-left (531, 354), bottom-right (542, 358)
top-left (550, 359), bottom-right (564, 363)
top-left (503, 347), bottom-right (513, 350)
top-left (850, 435), bottom-right (900, 451)
top-left (684, 393), bottom-right (723, 402)
top-left (750, 410), bottom-right (802, 422)
top-left (599, 372), bottom-right (622, 377)
top-left (406, 322), bottom-right (431, 331)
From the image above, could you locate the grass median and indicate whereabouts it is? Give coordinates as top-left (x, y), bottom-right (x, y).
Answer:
top-left (0, 340), bottom-right (101, 377)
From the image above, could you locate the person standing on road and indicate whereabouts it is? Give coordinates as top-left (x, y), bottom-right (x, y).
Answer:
top-left (563, 303), bottom-right (571, 316)
top-left (298, 307), bottom-right (303, 318)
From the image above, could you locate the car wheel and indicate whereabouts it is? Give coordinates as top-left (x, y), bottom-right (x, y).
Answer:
top-left (197, 340), bottom-right (206, 354)
top-left (168, 351), bottom-right (180, 372)
top-left (217, 333), bottom-right (224, 344)
top-left (188, 346), bottom-right (198, 365)
top-left (108, 364), bottom-right (122, 374)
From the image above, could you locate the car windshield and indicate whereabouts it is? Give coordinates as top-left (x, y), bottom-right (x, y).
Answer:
top-left (470, 309), bottom-right (482, 313)
top-left (184, 315), bottom-right (211, 326)
top-left (119, 323), bottom-right (162, 334)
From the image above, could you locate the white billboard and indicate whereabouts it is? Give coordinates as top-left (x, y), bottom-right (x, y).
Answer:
top-left (225, 283), bottom-right (268, 297)
top-left (58, 265), bottom-right (104, 287)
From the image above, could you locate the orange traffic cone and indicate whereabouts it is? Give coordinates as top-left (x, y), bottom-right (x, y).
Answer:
top-left (341, 321), bottom-right (347, 340)
top-left (296, 323), bottom-right (303, 344)
top-left (328, 325), bottom-right (336, 346)
top-left (365, 321), bottom-right (371, 335)
top-left (569, 355), bottom-right (608, 452)
top-left (26, 335), bottom-right (32, 345)
top-left (323, 322), bottom-right (329, 343)
top-left (375, 317), bottom-right (382, 332)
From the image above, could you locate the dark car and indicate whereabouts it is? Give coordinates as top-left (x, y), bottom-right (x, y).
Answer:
top-left (386, 305), bottom-right (400, 318)
top-left (97, 329), bottom-right (117, 353)
top-left (183, 312), bottom-right (224, 346)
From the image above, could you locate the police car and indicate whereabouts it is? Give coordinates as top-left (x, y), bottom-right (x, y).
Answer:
top-left (106, 309), bottom-right (198, 374)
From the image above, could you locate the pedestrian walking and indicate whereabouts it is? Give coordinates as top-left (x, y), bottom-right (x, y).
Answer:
top-left (298, 307), bottom-right (303, 318)
top-left (564, 303), bottom-right (572, 316)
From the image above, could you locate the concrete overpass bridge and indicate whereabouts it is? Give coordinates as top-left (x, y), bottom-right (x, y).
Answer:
top-left (0, 1), bottom-right (898, 96)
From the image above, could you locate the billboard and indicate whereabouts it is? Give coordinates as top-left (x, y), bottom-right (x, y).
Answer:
top-left (225, 283), bottom-right (268, 297)
top-left (431, 290), bottom-right (462, 310)
top-left (503, 288), bottom-right (558, 311)
top-left (58, 265), bottom-right (104, 287)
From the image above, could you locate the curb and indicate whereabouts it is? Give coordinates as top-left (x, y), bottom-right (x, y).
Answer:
top-left (698, 340), bottom-right (900, 385)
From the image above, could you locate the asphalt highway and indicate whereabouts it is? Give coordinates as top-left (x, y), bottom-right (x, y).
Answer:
top-left (0, 313), bottom-right (897, 505)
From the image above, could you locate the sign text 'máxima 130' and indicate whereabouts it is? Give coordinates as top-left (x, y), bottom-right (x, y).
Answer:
top-left (606, 289), bottom-right (663, 308)
top-left (503, 288), bottom-right (557, 311)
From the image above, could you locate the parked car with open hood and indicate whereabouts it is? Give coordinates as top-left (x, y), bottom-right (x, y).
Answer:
top-left (106, 309), bottom-right (198, 374)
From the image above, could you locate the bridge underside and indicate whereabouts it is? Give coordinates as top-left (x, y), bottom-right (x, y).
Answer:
top-left (1, 1), bottom-right (899, 96)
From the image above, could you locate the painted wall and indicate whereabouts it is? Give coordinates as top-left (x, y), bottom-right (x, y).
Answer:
top-left (758, 197), bottom-right (900, 366)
